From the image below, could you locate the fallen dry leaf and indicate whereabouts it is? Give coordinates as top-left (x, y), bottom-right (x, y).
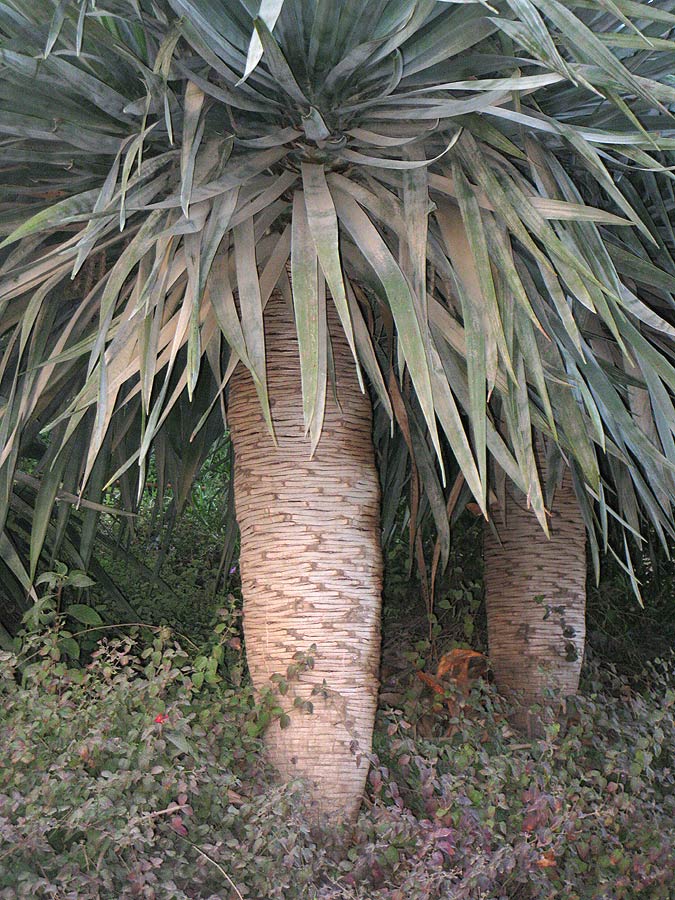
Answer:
top-left (436, 648), bottom-right (487, 689)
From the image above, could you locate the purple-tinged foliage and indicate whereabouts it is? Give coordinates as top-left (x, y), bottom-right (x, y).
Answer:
top-left (1, 632), bottom-right (674, 899)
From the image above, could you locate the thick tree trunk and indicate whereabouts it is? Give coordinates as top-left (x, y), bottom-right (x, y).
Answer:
top-left (484, 463), bottom-right (586, 734)
top-left (227, 292), bottom-right (382, 821)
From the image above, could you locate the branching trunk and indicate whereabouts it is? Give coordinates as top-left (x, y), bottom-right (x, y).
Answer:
top-left (228, 293), bottom-right (382, 821)
top-left (484, 464), bottom-right (586, 734)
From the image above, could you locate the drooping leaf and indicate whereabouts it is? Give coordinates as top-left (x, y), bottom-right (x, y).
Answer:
top-left (65, 604), bottom-right (103, 626)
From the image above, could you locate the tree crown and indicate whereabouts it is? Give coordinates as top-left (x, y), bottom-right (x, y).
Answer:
top-left (2, 0), bottom-right (675, 599)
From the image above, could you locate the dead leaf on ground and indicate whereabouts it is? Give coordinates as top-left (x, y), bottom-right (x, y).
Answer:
top-left (416, 649), bottom-right (488, 734)
top-left (436, 648), bottom-right (487, 688)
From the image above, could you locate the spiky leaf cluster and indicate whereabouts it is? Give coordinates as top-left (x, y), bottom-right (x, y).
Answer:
top-left (2, 0), bottom-right (675, 606)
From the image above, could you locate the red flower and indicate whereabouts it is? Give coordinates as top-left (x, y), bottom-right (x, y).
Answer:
top-left (154, 713), bottom-right (169, 724)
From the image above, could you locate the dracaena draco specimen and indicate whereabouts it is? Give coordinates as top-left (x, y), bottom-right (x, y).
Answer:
top-left (3, 0), bottom-right (675, 814)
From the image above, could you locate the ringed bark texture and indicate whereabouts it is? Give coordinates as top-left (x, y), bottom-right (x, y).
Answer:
top-left (227, 292), bottom-right (382, 821)
top-left (484, 463), bottom-right (586, 734)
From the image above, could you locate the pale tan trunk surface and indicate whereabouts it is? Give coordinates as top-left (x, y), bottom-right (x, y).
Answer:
top-left (228, 293), bottom-right (382, 821)
top-left (484, 464), bottom-right (586, 734)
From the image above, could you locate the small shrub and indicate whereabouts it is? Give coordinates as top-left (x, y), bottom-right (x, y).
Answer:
top-left (0, 631), bottom-right (332, 899)
top-left (360, 660), bottom-right (675, 900)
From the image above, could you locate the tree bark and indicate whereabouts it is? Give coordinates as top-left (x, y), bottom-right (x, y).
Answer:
top-left (484, 461), bottom-right (586, 734)
top-left (227, 292), bottom-right (382, 822)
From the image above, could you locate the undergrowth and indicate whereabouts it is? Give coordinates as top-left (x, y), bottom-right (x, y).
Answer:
top-left (3, 457), bottom-right (675, 898)
top-left (2, 624), bottom-right (674, 899)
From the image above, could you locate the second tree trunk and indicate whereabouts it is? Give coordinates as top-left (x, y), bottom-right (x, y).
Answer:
top-left (484, 464), bottom-right (586, 734)
top-left (228, 292), bottom-right (382, 822)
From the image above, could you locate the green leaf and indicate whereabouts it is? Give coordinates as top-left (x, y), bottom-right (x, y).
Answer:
top-left (67, 570), bottom-right (96, 589)
top-left (234, 217), bottom-right (275, 437)
top-left (291, 191), bottom-right (320, 436)
top-left (239, 0), bottom-right (286, 84)
top-left (301, 163), bottom-right (362, 389)
top-left (180, 81), bottom-right (206, 218)
top-left (437, 191), bottom-right (489, 501)
top-left (252, 17), bottom-right (308, 106)
top-left (340, 131), bottom-right (461, 169)
top-left (29, 452), bottom-right (67, 580)
top-left (401, 145), bottom-right (428, 333)
top-left (58, 636), bottom-right (81, 660)
top-left (307, 0), bottom-right (342, 76)
top-left (331, 184), bottom-right (444, 477)
top-left (1, 529), bottom-right (35, 599)
top-left (65, 604), bottom-right (103, 626)
top-left (166, 732), bottom-right (195, 756)
top-left (530, 0), bottom-right (667, 110)
top-left (498, 0), bottom-right (575, 80)
top-left (44, 0), bottom-right (70, 58)
top-left (0, 190), bottom-right (98, 248)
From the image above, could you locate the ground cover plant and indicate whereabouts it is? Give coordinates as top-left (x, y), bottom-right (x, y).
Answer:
top-left (2, 611), bottom-right (675, 900)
